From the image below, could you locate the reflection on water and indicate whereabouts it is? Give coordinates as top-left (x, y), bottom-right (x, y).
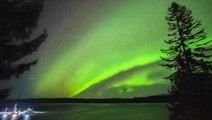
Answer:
top-left (23, 115), bottom-right (30, 120)
top-left (1, 103), bottom-right (211, 120)
top-left (1, 114), bottom-right (30, 120)
top-left (168, 102), bottom-right (212, 120)
top-left (23, 103), bottom-right (169, 120)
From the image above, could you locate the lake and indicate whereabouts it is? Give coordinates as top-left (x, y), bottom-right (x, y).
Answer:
top-left (3, 102), bottom-right (210, 120)
top-left (1, 103), bottom-right (169, 120)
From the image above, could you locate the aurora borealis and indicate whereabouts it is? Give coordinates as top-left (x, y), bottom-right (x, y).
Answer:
top-left (2, 0), bottom-right (212, 98)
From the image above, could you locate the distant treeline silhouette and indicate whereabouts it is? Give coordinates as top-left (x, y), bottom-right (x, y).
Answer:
top-left (2, 95), bottom-right (211, 104)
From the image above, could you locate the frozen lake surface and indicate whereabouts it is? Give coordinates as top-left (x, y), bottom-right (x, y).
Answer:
top-left (30, 103), bottom-right (169, 120)
top-left (1, 102), bottom-right (210, 120)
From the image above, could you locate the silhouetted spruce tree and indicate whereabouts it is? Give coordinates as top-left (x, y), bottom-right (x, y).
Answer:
top-left (0, 0), bottom-right (47, 100)
top-left (161, 2), bottom-right (212, 96)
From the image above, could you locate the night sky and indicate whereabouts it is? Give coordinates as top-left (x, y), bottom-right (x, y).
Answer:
top-left (2, 0), bottom-right (212, 98)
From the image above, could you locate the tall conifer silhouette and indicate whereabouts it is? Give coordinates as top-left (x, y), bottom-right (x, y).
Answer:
top-left (161, 2), bottom-right (212, 95)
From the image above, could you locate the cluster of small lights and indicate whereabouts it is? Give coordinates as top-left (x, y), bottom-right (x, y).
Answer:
top-left (1, 114), bottom-right (31, 120)
top-left (23, 115), bottom-right (30, 120)
top-left (1, 114), bottom-right (8, 120)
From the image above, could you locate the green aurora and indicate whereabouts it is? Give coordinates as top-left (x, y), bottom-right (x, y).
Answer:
top-left (27, 0), bottom-right (212, 98)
